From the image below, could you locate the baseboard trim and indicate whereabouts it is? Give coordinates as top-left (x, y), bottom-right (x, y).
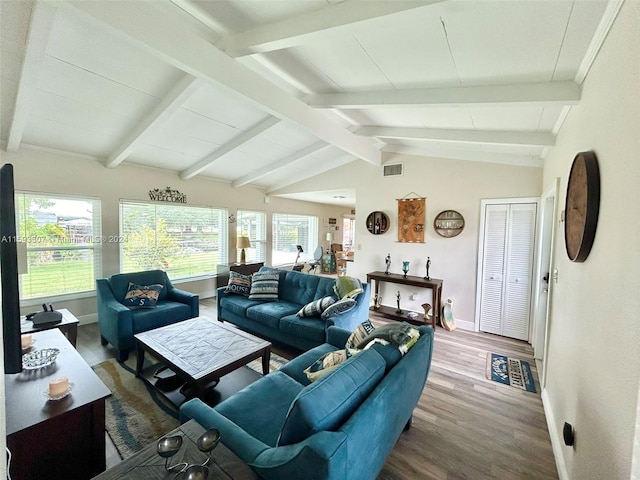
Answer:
top-left (541, 388), bottom-right (570, 480)
top-left (454, 319), bottom-right (474, 331)
top-left (77, 313), bottom-right (98, 325)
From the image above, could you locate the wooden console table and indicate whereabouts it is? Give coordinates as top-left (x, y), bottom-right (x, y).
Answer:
top-left (6, 328), bottom-right (111, 479)
top-left (366, 271), bottom-right (443, 329)
top-left (216, 262), bottom-right (264, 287)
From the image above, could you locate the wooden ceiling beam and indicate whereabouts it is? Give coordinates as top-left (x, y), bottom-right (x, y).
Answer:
top-left (306, 81), bottom-right (581, 109)
top-left (266, 154), bottom-right (355, 193)
top-left (355, 126), bottom-right (556, 147)
top-left (222, 1), bottom-right (443, 57)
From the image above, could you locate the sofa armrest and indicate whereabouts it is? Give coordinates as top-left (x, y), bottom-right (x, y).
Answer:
top-left (326, 282), bottom-right (371, 333)
top-left (326, 326), bottom-right (352, 348)
top-left (96, 279), bottom-right (134, 349)
top-left (167, 287), bottom-right (199, 317)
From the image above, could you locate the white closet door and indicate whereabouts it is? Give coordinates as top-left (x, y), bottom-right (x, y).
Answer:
top-left (479, 205), bottom-right (508, 335)
top-left (479, 202), bottom-right (537, 340)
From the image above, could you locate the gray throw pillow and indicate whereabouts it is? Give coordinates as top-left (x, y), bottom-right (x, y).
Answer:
top-left (298, 296), bottom-right (336, 318)
top-left (320, 297), bottom-right (356, 320)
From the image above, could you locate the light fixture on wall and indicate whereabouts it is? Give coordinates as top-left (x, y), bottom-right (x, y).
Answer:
top-left (236, 236), bottom-right (251, 264)
top-left (325, 232), bottom-right (334, 254)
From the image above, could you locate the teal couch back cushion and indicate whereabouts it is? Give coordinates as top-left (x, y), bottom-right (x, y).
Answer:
top-left (277, 348), bottom-right (386, 446)
top-left (278, 269), bottom-right (323, 305)
top-left (109, 270), bottom-right (169, 302)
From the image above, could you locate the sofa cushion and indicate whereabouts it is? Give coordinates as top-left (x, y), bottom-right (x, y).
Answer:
top-left (109, 270), bottom-right (170, 302)
top-left (279, 343), bottom-right (338, 386)
top-left (249, 270), bottom-right (280, 301)
top-left (131, 301), bottom-right (192, 333)
top-left (320, 297), bottom-right (356, 320)
top-left (220, 295), bottom-right (262, 317)
top-left (123, 282), bottom-right (163, 309)
top-left (225, 271), bottom-right (251, 296)
top-left (277, 348), bottom-right (386, 446)
top-left (278, 270), bottom-right (322, 305)
top-left (298, 296), bottom-right (335, 318)
top-left (279, 314), bottom-right (326, 345)
top-left (246, 302), bottom-right (301, 330)
top-left (216, 371), bottom-right (304, 447)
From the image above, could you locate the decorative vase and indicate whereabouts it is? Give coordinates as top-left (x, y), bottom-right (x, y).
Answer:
top-left (421, 303), bottom-right (432, 322)
top-left (402, 261), bottom-right (409, 278)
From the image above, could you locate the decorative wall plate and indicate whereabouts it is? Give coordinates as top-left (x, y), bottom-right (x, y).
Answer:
top-left (564, 151), bottom-right (600, 262)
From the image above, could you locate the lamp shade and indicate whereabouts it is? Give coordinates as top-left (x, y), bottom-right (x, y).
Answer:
top-left (325, 232), bottom-right (334, 242)
top-left (236, 236), bottom-right (251, 249)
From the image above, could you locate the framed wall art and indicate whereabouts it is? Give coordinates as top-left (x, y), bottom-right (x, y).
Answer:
top-left (397, 194), bottom-right (425, 243)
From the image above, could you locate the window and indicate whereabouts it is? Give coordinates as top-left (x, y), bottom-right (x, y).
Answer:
top-left (237, 210), bottom-right (266, 263)
top-left (16, 192), bottom-right (102, 300)
top-left (120, 201), bottom-right (227, 280)
top-left (342, 216), bottom-right (355, 250)
top-left (272, 213), bottom-right (318, 266)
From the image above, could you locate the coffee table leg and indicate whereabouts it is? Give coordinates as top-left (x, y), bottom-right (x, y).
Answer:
top-left (135, 344), bottom-right (144, 377)
top-left (262, 348), bottom-right (271, 375)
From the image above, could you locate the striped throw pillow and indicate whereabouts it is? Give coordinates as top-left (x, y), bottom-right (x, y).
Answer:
top-left (248, 271), bottom-right (280, 301)
top-left (298, 296), bottom-right (336, 318)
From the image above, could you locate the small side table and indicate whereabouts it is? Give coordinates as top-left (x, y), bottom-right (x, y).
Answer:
top-left (92, 419), bottom-right (258, 480)
top-left (20, 307), bottom-right (79, 347)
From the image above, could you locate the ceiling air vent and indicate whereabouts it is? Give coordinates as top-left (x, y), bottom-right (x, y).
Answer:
top-left (383, 163), bottom-right (403, 177)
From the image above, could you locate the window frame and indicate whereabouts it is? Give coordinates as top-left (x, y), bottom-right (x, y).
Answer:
top-left (237, 210), bottom-right (266, 263)
top-left (271, 213), bottom-right (318, 267)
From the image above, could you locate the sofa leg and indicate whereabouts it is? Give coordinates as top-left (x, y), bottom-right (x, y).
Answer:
top-left (100, 335), bottom-right (108, 346)
top-left (403, 415), bottom-right (413, 432)
top-left (117, 349), bottom-right (129, 362)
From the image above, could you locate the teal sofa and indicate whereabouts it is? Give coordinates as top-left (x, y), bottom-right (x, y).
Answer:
top-left (217, 267), bottom-right (370, 350)
top-left (96, 270), bottom-right (199, 361)
top-left (180, 324), bottom-right (434, 480)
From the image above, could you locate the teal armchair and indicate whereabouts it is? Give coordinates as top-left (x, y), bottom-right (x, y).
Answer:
top-left (96, 270), bottom-right (199, 361)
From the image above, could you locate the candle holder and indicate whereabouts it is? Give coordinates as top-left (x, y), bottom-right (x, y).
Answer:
top-left (402, 261), bottom-right (409, 278)
top-left (157, 435), bottom-right (187, 472)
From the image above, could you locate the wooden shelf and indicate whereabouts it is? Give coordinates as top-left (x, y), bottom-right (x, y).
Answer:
top-left (370, 305), bottom-right (430, 327)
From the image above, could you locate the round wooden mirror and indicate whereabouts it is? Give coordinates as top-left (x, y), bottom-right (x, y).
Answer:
top-left (366, 211), bottom-right (389, 235)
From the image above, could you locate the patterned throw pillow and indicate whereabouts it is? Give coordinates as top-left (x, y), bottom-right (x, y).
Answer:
top-left (298, 296), bottom-right (336, 318)
top-left (123, 283), bottom-right (163, 309)
top-left (320, 297), bottom-right (357, 320)
top-left (248, 270), bottom-right (280, 301)
top-left (225, 271), bottom-right (251, 296)
top-left (333, 276), bottom-right (364, 299)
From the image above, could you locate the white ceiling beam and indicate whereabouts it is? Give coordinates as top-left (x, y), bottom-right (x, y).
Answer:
top-left (382, 144), bottom-right (543, 168)
top-left (222, 1), bottom-right (443, 57)
top-left (180, 116), bottom-right (280, 180)
top-left (232, 141), bottom-right (329, 188)
top-left (267, 155), bottom-right (355, 193)
top-left (355, 126), bottom-right (555, 147)
top-left (6, 1), bottom-right (57, 152)
top-left (306, 81), bottom-right (581, 109)
top-left (60, 0), bottom-right (381, 167)
top-left (106, 75), bottom-right (202, 168)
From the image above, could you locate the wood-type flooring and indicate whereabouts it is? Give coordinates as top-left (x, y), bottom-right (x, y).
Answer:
top-left (77, 298), bottom-right (558, 479)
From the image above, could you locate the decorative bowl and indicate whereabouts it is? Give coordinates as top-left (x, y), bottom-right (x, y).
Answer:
top-left (22, 348), bottom-right (60, 370)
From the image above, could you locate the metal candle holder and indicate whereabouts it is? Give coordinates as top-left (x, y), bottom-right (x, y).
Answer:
top-left (156, 428), bottom-right (221, 477)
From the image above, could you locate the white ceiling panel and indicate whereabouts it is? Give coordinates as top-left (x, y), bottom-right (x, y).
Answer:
top-left (1, 0), bottom-right (618, 207)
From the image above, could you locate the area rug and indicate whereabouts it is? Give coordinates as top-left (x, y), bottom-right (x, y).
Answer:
top-left (485, 352), bottom-right (537, 393)
top-left (93, 353), bottom-right (288, 459)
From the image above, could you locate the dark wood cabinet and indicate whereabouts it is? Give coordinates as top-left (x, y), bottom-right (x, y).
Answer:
top-left (216, 261), bottom-right (264, 287)
top-left (6, 328), bottom-right (111, 479)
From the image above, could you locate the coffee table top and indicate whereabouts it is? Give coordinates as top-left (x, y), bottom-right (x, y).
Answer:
top-left (134, 317), bottom-right (271, 382)
top-left (92, 419), bottom-right (257, 480)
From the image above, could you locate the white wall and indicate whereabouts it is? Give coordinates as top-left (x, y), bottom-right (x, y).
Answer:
top-left (0, 148), bottom-right (349, 322)
top-left (541, 1), bottom-right (640, 478)
top-left (278, 153), bottom-right (543, 326)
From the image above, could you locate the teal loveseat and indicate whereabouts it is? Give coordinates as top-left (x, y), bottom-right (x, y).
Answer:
top-left (180, 324), bottom-right (434, 480)
top-left (96, 270), bottom-right (199, 361)
top-left (217, 267), bottom-right (370, 351)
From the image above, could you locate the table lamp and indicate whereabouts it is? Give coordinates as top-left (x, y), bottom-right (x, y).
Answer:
top-left (325, 232), bottom-right (334, 254)
top-left (236, 236), bottom-right (251, 264)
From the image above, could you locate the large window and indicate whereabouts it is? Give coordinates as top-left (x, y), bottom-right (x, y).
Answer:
top-left (120, 201), bottom-right (227, 279)
top-left (272, 213), bottom-right (318, 266)
top-left (237, 210), bottom-right (266, 263)
top-left (16, 192), bottom-right (102, 300)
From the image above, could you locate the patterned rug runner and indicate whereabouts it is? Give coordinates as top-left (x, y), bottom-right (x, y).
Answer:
top-left (485, 352), bottom-right (537, 393)
top-left (93, 353), bottom-right (287, 459)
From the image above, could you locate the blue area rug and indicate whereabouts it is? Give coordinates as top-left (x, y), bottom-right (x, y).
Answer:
top-left (486, 352), bottom-right (537, 393)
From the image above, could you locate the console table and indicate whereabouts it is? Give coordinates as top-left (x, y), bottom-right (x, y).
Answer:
top-left (6, 328), bottom-right (111, 479)
top-left (216, 262), bottom-right (264, 287)
top-left (21, 307), bottom-right (79, 347)
top-left (366, 271), bottom-right (443, 329)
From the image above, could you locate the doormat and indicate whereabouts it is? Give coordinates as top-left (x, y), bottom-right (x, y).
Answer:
top-left (486, 352), bottom-right (537, 393)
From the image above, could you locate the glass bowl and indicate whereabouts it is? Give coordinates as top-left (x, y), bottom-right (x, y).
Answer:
top-left (22, 348), bottom-right (60, 370)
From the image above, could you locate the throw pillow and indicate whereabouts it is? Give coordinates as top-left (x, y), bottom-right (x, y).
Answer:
top-left (298, 296), bottom-right (336, 318)
top-left (320, 297), bottom-right (356, 320)
top-left (123, 283), bottom-right (163, 309)
top-left (225, 271), bottom-right (252, 296)
top-left (345, 319), bottom-right (377, 355)
top-left (333, 276), bottom-right (364, 299)
top-left (248, 270), bottom-right (280, 301)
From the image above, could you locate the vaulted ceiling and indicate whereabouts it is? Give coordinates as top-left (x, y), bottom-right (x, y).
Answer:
top-left (0, 0), bottom-right (618, 206)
